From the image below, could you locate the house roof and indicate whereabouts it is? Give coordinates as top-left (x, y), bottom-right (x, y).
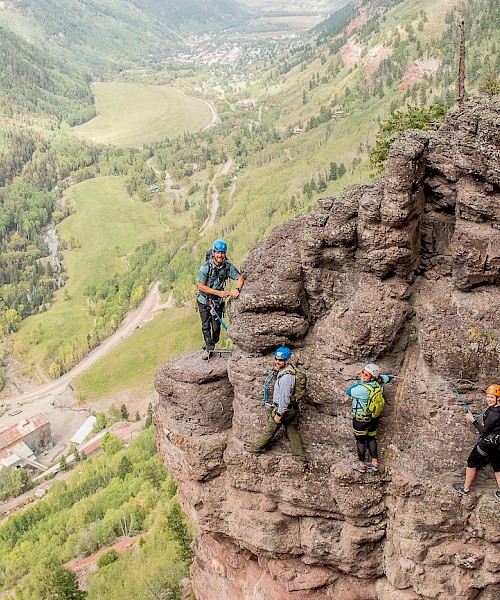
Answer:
top-left (71, 416), bottom-right (97, 445)
top-left (0, 414), bottom-right (49, 451)
top-left (81, 437), bottom-right (103, 456)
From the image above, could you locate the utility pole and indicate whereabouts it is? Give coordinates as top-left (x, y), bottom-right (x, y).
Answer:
top-left (458, 20), bottom-right (466, 106)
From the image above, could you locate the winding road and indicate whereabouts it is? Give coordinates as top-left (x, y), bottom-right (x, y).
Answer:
top-left (0, 283), bottom-right (161, 429)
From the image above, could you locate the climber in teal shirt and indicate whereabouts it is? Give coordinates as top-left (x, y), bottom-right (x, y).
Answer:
top-left (347, 363), bottom-right (393, 473)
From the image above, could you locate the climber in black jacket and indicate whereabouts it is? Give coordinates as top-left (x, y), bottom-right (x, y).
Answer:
top-left (452, 384), bottom-right (500, 500)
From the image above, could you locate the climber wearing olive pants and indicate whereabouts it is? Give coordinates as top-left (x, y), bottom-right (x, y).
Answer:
top-left (249, 347), bottom-right (306, 463)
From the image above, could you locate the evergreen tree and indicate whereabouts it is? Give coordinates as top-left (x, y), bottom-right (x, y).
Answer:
top-left (165, 501), bottom-right (195, 564)
top-left (50, 565), bottom-right (87, 600)
top-left (143, 457), bottom-right (168, 490)
top-left (369, 104), bottom-right (447, 175)
top-left (117, 456), bottom-right (133, 480)
top-left (120, 404), bottom-right (129, 421)
top-left (145, 402), bottom-right (153, 428)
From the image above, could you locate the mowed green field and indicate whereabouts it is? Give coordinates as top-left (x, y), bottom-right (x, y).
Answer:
top-left (74, 82), bottom-right (213, 148)
top-left (15, 176), bottom-right (167, 368)
top-left (73, 308), bottom-right (201, 401)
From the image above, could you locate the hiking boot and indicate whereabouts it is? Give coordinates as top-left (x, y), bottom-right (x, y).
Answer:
top-left (351, 461), bottom-right (367, 473)
top-left (245, 442), bottom-right (262, 455)
top-left (202, 350), bottom-right (210, 360)
top-left (495, 491), bottom-right (500, 502)
top-left (366, 462), bottom-right (379, 472)
top-left (248, 448), bottom-right (262, 456)
top-left (452, 483), bottom-right (470, 496)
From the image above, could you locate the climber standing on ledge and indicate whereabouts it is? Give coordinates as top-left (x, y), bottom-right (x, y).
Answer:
top-left (452, 384), bottom-right (500, 500)
top-left (196, 239), bottom-right (244, 360)
top-left (348, 363), bottom-right (393, 473)
top-left (249, 347), bottom-right (306, 464)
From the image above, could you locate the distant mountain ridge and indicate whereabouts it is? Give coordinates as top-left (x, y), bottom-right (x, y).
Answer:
top-left (128, 0), bottom-right (247, 33)
top-left (0, 0), bottom-right (248, 71)
top-left (0, 24), bottom-right (93, 124)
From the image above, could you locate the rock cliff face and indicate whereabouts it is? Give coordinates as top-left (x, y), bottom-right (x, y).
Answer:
top-left (154, 96), bottom-right (500, 600)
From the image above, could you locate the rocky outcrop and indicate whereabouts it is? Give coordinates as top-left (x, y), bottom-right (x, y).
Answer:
top-left (154, 96), bottom-right (500, 599)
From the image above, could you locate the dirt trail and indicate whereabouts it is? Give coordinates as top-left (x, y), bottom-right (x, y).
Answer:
top-left (199, 157), bottom-right (233, 236)
top-left (65, 534), bottom-right (142, 572)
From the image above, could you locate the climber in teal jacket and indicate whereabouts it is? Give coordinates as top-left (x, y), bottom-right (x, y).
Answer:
top-left (347, 363), bottom-right (393, 473)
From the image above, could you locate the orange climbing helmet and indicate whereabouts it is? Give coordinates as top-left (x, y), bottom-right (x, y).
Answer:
top-left (485, 384), bottom-right (500, 397)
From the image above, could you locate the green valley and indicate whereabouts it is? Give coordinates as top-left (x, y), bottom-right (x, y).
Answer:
top-left (75, 83), bottom-right (214, 148)
top-left (14, 176), bottom-right (167, 377)
top-left (0, 0), bottom-right (498, 384)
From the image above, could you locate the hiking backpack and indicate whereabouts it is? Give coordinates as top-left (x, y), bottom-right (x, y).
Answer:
top-left (361, 382), bottom-right (385, 418)
top-left (288, 364), bottom-right (307, 404)
top-left (264, 364), bottom-right (307, 407)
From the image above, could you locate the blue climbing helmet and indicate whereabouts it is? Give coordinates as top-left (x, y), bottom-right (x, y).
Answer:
top-left (212, 239), bottom-right (227, 252)
top-left (275, 346), bottom-right (291, 360)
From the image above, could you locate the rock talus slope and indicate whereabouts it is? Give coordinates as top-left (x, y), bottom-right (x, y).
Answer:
top-left (154, 96), bottom-right (500, 599)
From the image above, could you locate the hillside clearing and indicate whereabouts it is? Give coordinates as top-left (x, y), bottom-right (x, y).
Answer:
top-left (74, 82), bottom-right (213, 148)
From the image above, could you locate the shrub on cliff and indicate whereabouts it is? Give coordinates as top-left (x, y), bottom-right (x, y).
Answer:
top-left (369, 104), bottom-right (447, 175)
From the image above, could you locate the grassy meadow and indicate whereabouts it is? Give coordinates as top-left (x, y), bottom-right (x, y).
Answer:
top-left (73, 308), bottom-right (200, 401)
top-left (15, 176), bottom-right (167, 370)
top-left (74, 82), bottom-right (213, 148)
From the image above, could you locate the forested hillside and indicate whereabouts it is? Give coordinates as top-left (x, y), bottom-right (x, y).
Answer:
top-left (0, 427), bottom-right (194, 599)
top-left (0, 0), bottom-right (498, 380)
top-left (0, 26), bottom-right (94, 125)
top-left (129, 0), bottom-right (247, 34)
top-left (0, 1), bottom-right (175, 71)
top-left (0, 0), bottom-right (246, 71)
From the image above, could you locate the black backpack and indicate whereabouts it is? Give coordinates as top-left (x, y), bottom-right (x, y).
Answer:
top-left (200, 250), bottom-right (230, 304)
